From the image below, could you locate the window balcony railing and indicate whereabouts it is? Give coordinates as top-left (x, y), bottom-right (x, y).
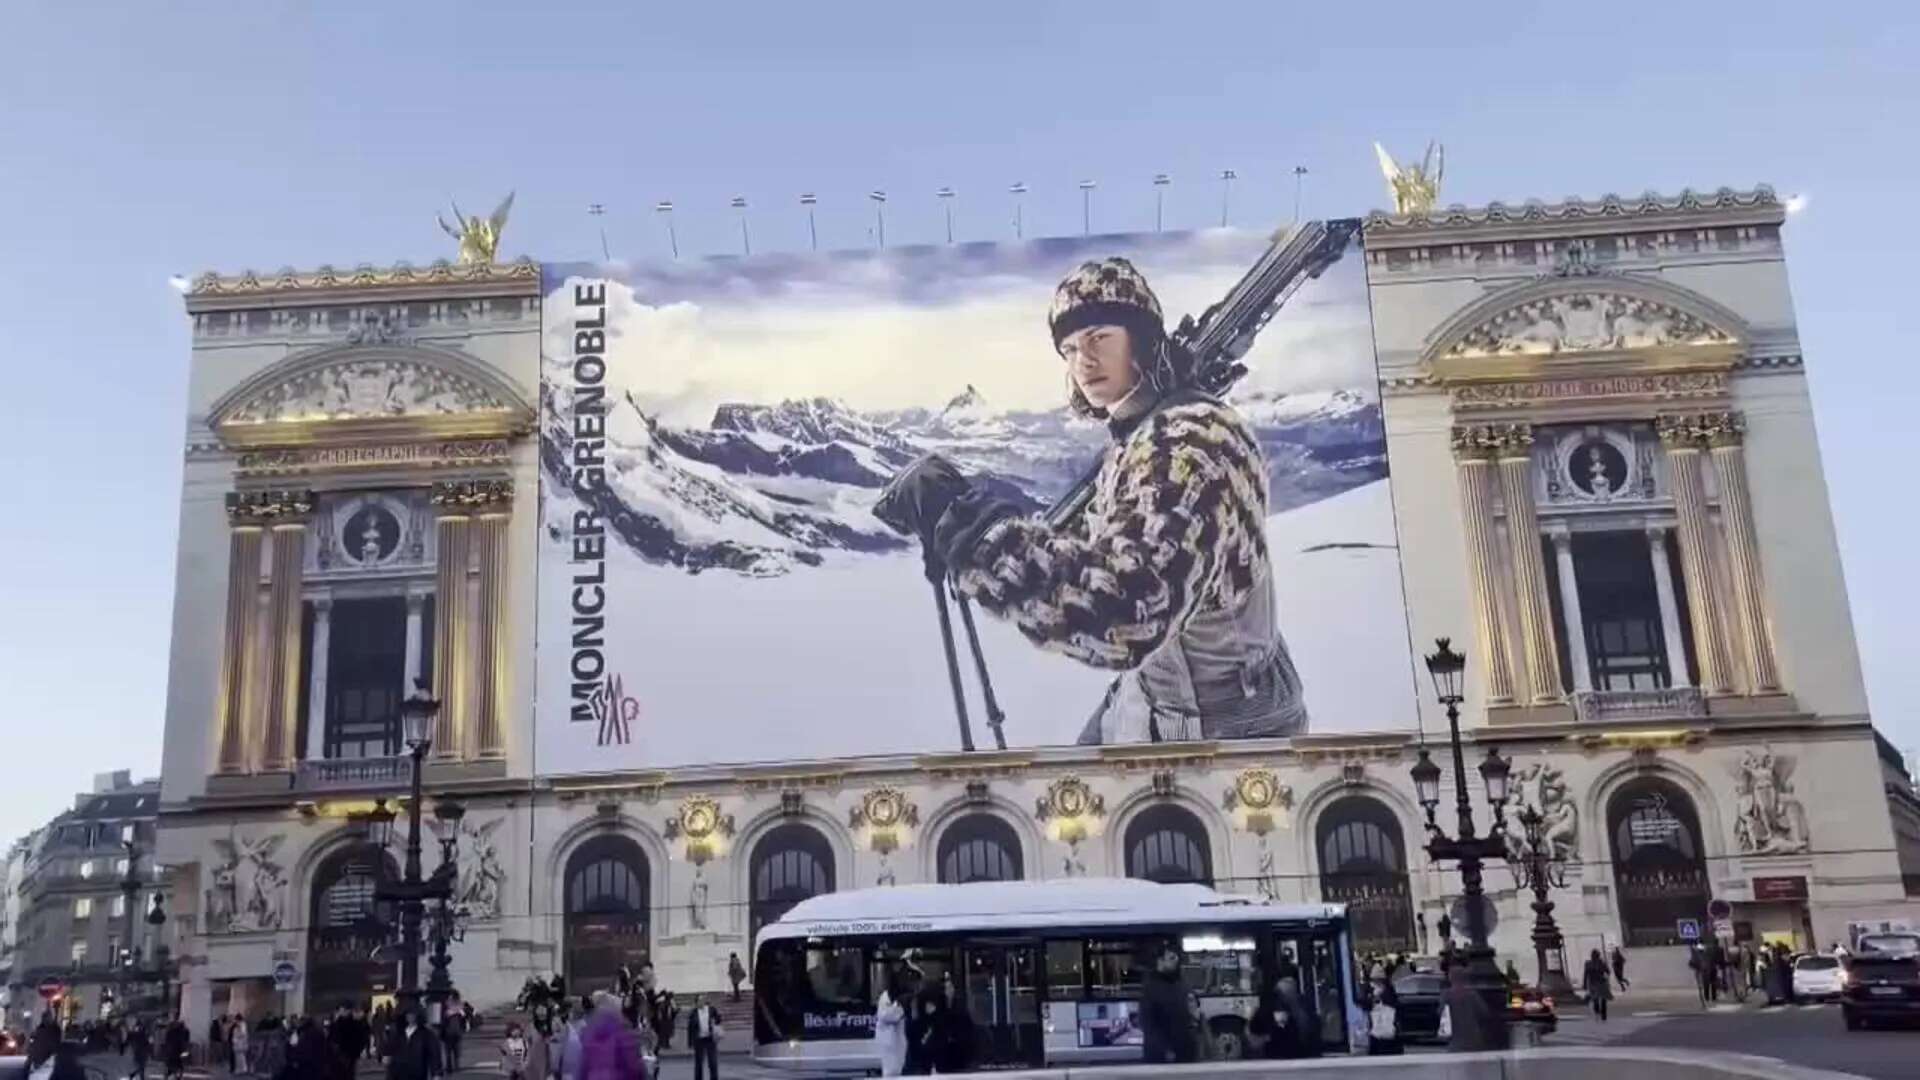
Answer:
top-left (1572, 687), bottom-right (1708, 724)
top-left (295, 755), bottom-right (410, 793)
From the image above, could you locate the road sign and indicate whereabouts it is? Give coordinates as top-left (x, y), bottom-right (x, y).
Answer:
top-left (1712, 917), bottom-right (1735, 939)
top-left (272, 961), bottom-right (298, 990)
top-left (1677, 918), bottom-right (1702, 942)
top-left (1708, 898), bottom-right (1732, 919)
top-left (36, 978), bottom-right (64, 1001)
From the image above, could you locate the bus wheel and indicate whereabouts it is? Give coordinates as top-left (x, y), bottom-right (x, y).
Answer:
top-left (1208, 1018), bottom-right (1248, 1060)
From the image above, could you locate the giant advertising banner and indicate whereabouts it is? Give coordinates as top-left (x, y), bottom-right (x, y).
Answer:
top-left (537, 226), bottom-right (1418, 774)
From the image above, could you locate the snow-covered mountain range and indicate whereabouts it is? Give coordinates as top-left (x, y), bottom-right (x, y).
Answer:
top-left (542, 385), bottom-right (1386, 578)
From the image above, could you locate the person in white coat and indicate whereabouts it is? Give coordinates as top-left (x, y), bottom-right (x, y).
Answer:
top-left (872, 977), bottom-right (909, 1077)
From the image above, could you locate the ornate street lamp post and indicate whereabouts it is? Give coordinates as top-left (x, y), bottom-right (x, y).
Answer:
top-left (1514, 805), bottom-right (1573, 996)
top-left (1410, 638), bottom-right (1513, 1051)
top-left (373, 681), bottom-right (453, 1025)
top-left (423, 798), bottom-right (468, 1021)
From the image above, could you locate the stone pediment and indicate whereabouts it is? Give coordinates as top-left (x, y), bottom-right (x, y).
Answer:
top-left (1423, 275), bottom-right (1748, 381)
top-left (209, 341), bottom-right (534, 448)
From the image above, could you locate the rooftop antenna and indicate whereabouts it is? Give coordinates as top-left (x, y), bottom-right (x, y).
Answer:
top-left (588, 203), bottom-right (610, 261)
top-left (800, 193), bottom-right (819, 251)
top-left (1153, 173), bottom-right (1172, 232)
top-left (1009, 181), bottom-right (1028, 239)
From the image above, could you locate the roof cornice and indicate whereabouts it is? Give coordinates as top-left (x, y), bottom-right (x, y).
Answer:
top-left (1364, 186), bottom-right (1784, 247)
top-left (185, 257), bottom-right (541, 312)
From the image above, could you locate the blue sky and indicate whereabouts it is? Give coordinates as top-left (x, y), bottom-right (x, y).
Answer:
top-left (2, 2), bottom-right (1915, 843)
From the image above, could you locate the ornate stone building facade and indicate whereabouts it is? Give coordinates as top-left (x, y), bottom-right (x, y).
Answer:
top-left (156, 189), bottom-right (1920, 1025)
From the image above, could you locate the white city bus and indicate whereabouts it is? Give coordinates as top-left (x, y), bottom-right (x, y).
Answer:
top-left (752, 878), bottom-right (1356, 1072)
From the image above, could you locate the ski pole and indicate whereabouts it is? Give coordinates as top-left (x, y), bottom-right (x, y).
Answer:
top-left (929, 574), bottom-right (977, 752)
top-left (951, 589), bottom-right (1008, 750)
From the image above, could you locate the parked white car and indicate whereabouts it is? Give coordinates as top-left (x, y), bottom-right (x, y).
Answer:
top-left (1792, 954), bottom-right (1846, 1000)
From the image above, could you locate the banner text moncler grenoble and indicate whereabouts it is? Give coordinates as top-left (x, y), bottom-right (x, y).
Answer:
top-left (566, 281), bottom-right (610, 725)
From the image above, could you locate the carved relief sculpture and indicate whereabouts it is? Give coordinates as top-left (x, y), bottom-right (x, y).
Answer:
top-left (223, 360), bottom-right (511, 425)
top-left (1504, 760), bottom-right (1578, 863)
top-left (1443, 292), bottom-right (1733, 360)
top-left (206, 834), bottom-right (287, 933)
top-left (1730, 748), bottom-right (1811, 854)
top-left (452, 817), bottom-right (507, 921)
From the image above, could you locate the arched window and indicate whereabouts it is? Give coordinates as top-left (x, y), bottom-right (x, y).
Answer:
top-left (1123, 804), bottom-right (1213, 886)
top-left (1316, 797), bottom-right (1414, 953)
top-left (564, 834), bottom-right (651, 993)
top-left (1607, 777), bottom-right (1710, 947)
top-left (937, 815), bottom-right (1024, 884)
top-left (751, 824), bottom-right (836, 942)
top-left (306, 845), bottom-right (396, 1014)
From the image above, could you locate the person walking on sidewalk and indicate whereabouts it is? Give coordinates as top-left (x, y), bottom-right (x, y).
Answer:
top-left (1582, 950), bottom-right (1613, 1021)
top-left (727, 954), bottom-right (746, 1003)
top-left (1610, 944), bottom-right (1629, 991)
top-left (576, 994), bottom-right (643, 1080)
top-left (126, 1020), bottom-right (152, 1080)
top-left (686, 996), bottom-right (723, 1080)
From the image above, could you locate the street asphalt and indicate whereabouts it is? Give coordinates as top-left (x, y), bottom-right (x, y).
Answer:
top-left (77, 997), bottom-right (1915, 1080)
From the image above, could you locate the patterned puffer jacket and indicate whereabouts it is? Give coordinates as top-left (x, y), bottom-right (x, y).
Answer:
top-left (955, 396), bottom-right (1308, 743)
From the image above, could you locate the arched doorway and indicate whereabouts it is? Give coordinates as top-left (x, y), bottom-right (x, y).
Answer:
top-left (937, 815), bottom-right (1024, 884)
top-left (563, 835), bottom-right (651, 994)
top-left (1315, 797), bottom-right (1414, 954)
top-left (1608, 777), bottom-right (1712, 947)
top-left (750, 824), bottom-right (836, 943)
top-left (307, 846), bottom-right (397, 1014)
top-left (1123, 804), bottom-right (1213, 885)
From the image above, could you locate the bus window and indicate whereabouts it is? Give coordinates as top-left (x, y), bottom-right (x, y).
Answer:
top-left (1086, 937), bottom-right (1149, 1000)
top-left (1305, 936), bottom-right (1349, 1052)
top-left (1178, 933), bottom-right (1257, 996)
top-left (1046, 940), bottom-right (1084, 1000)
top-left (807, 943), bottom-right (868, 1007)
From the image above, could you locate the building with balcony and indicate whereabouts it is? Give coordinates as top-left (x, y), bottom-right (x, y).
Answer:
top-left (9, 772), bottom-right (163, 1023)
top-left (153, 185), bottom-right (1918, 1031)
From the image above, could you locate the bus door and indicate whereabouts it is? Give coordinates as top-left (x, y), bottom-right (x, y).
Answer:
top-left (959, 941), bottom-right (1044, 1069)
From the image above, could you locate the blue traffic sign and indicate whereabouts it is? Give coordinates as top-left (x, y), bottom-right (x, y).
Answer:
top-left (1677, 918), bottom-right (1702, 941)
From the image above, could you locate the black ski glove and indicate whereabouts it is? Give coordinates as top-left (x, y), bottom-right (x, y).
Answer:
top-left (932, 490), bottom-right (1025, 574)
top-left (874, 453), bottom-right (973, 542)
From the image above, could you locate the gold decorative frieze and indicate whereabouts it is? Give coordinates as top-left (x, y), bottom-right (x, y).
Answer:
top-left (1452, 372), bottom-right (1727, 411)
top-left (1223, 767), bottom-right (1293, 837)
top-left (237, 439), bottom-right (512, 477)
top-left (189, 258), bottom-right (539, 298)
top-left (665, 795), bottom-right (735, 864)
top-left (915, 752), bottom-right (1033, 783)
top-left (736, 769), bottom-right (846, 795)
top-left (225, 489), bottom-right (316, 525)
top-left (1450, 422), bottom-right (1533, 460)
top-left (430, 478), bottom-right (515, 510)
top-left (1656, 410), bottom-right (1744, 448)
top-left (850, 788), bottom-right (919, 855)
top-left (1035, 776), bottom-right (1105, 844)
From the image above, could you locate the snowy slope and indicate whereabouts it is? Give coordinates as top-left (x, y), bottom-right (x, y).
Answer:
top-left (542, 385), bottom-right (1386, 579)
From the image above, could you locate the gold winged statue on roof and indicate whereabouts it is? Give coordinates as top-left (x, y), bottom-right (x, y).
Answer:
top-left (437, 192), bottom-right (515, 265)
top-left (1374, 141), bottom-right (1444, 215)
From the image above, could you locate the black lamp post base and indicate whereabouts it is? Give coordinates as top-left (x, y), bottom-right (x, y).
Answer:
top-left (1448, 947), bottom-right (1514, 1052)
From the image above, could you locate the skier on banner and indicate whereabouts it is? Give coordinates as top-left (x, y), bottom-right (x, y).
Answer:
top-left (880, 256), bottom-right (1308, 745)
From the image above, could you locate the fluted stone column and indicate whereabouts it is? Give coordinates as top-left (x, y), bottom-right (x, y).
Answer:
top-left (1646, 525), bottom-right (1693, 689)
top-left (471, 488), bottom-right (515, 760)
top-left (1705, 415), bottom-right (1781, 693)
top-left (304, 597), bottom-right (332, 762)
top-left (430, 499), bottom-right (473, 762)
top-left (1449, 426), bottom-right (1516, 705)
top-left (1657, 416), bottom-right (1736, 695)
top-left (214, 522), bottom-right (264, 775)
top-left (1549, 529), bottom-right (1592, 693)
top-left (221, 490), bottom-right (314, 774)
top-left (1494, 426), bottom-right (1564, 704)
top-left (429, 479), bottom-right (513, 761)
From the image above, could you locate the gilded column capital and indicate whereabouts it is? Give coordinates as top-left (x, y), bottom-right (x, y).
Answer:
top-left (430, 478), bottom-right (514, 511)
top-left (1657, 410), bottom-right (1744, 449)
top-left (1450, 422), bottom-right (1533, 461)
top-left (225, 489), bottom-right (316, 525)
